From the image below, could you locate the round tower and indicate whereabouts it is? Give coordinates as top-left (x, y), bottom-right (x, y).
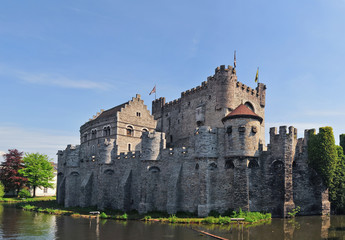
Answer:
top-left (213, 65), bottom-right (237, 113)
top-left (222, 104), bottom-right (262, 157)
top-left (141, 131), bottom-right (166, 160)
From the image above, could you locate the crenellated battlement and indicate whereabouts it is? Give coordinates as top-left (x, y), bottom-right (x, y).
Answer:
top-left (114, 151), bottom-right (141, 160)
top-left (181, 81), bottom-right (208, 97)
top-left (236, 82), bottom-right (259, 97)
top-left (214, 65), bottom-right (234, 73)
top-left (269, 126), bottom-right (297, 140)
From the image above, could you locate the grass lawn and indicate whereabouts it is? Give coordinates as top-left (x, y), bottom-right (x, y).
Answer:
top-left (0, 196), bottom-right (56, 203)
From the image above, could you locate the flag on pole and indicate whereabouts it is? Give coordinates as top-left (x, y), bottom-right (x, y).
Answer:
top-left (234, 51), bottom-right (236, 68)
top-left (255, 67), bottom-right (259, 83)
top-left (149, 85), bottom-right (156, 95)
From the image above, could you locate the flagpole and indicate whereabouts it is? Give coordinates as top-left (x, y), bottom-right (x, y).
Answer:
top-left (258, 67), bottom-right (259, 83)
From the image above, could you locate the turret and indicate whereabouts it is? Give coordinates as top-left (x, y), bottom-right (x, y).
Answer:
top-left (222, 104), bottom-right (262, 157)
top-left (141, 131), bottom-right (166, 160)
top-left (213, 65), bottom-right (237, 113)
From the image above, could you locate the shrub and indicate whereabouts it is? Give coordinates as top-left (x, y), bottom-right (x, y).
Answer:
top-left (119, 213), bottom-right (128, 220)
top-left (99, 212), bottom-right (108, 219)
top-left (288, 206), bottom-right (300, 218)
top-left (18, 189), bottom-right (31, 198)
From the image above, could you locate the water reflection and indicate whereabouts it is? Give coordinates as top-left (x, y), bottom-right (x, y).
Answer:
top-left (0, 204), bottom-right (344, 240)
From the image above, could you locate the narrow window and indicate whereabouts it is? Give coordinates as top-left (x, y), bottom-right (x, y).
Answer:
top-left (128, 144), bottom-right (131, 152)
top-left (104, 126), bottom-right (111, 136)
top-left (92, 130), bottom-right (97, 139)
top-left (126, 126), bottom-right (133, 136)
top-left (136, 112), bottom-right (141, 117)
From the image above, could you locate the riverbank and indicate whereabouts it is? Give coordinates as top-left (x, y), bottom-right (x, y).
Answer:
top-left (0, 196), bottom-right (55, 203)
top-left (16, 199), bottom-right (271, 224)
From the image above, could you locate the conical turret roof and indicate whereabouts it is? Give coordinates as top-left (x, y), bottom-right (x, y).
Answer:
top-left (222, 104), bottom-right (263, 123)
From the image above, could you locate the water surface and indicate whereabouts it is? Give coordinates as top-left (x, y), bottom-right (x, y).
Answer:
top-left (0, 204), bottom-right (344, 240)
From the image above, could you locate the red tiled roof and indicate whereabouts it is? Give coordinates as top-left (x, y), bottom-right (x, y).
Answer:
top-left (222, 104), bottom-right (263, 123)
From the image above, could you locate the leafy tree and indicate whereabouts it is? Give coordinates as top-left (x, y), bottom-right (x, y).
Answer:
top-left (340, 134), bottom-right (345, 155)
top-left (0, 149), bottom-right (27, 195)
top-left (329, 144), bottom-right (345, 214)
top-left (19, 153), bottom-right (55, 197)
top-left (308, 127), bottom-right (338, 188)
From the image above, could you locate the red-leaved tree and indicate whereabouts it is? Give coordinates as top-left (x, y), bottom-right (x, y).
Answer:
top-left (0, 149), bottom-right (27, 195)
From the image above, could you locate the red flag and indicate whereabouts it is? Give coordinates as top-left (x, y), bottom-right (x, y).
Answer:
top-left (149, 85), bottom-right (156, 95)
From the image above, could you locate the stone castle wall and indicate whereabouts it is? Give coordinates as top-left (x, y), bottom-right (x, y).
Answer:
top-left (57, 65), bottom-right (330, 218)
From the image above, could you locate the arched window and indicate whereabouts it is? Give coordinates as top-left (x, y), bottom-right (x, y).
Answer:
top-left (248, 159), bottom-right (259, 168)
top-left (103, 126), bottom-right (111, 136)
top-left (142, 128), bottom-right (148, 133)
top-left (208, 162), bottom-right (217, 170)
top-left (272, 160), bottom-right (284, 171)
top-left (83, 133), bottom-right (88, 142)
top-left (225, 160), bottom-right (235, 169)
top-left (91, 129), bottom-right (97, 139)
top-left (245, 101), bottom-right (255, 112)
top-left (126, 126), bottom-right (134, 136)
top-left (128, 143), bottom-right (131, 152)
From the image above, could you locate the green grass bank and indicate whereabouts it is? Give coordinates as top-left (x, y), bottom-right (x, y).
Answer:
top-left (14, 199), bottom-right (271, 224)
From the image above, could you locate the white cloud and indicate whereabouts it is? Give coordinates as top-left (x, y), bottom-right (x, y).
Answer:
top-left (0, 64), bottom-right (113, 90)
top-left (0, 125), bottom-right (79, 162)
top-left (18, 72), bottom-right (113, 90)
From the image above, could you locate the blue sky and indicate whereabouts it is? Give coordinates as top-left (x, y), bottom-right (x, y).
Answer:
top-left (1, 0), bottom-right (345, 161)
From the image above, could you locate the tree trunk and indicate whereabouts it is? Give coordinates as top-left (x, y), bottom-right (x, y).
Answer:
top-left (33, 186), bottom-right (36, 197)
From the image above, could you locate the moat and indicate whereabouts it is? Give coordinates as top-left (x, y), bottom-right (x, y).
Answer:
top-left (0, 204), bottom-right (344, 240)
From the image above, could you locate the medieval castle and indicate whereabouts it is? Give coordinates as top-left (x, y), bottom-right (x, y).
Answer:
top-left (57, 65), bottom-right (330, 217)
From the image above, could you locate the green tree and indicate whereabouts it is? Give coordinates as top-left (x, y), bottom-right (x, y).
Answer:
top-left (19, 153), bottom-right (55, 197)
top-left (308, 127), bottom-right (338, 188)
top-left (340, 134), bottom-right (345, 155)
top-left (329, 144), bottom-right (345, 214)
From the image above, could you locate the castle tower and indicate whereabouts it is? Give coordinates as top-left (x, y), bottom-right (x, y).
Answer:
top-left (222, 104), bottom-right (263, 211)
top-left (141, 131), bottom-right (166, 160)
top-left (222, 104), bottom-right (263, 157)
top-left (213, 65), bottom-right (237, 114)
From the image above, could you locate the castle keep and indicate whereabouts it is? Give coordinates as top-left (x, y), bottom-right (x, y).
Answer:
top-left (57, 65), bottom-right (330, 217)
